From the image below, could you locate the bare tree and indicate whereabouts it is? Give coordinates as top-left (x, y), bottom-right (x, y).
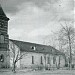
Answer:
top-left (10, 43), bottom-right (26, 73)
top-left (57, 23), bottom-right (75, 69)
top-left (42, 22), bottom-right (75, 69)
top-left (43, 34), bottom-right (58, 49)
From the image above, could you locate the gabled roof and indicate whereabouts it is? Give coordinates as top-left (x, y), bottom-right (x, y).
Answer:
top-left (9, 39), bottom-right (65, 55)
top-left (0, 5), bottom-right (9, 21)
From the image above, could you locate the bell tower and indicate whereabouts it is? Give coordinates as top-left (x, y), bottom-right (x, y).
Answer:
top-left (0, 5), bottom-right (9, 68)
top-left (0, 5), bottom-right (9, 51)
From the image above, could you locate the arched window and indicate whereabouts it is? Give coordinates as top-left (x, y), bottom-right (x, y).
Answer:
top-left (41, 56), bottom-right (43, 64)
top-left (0, 34), bottom-right (4, 43)
top-left (0, 54), bottom-right (4, 62)
top-left (32, 56), bottom-right (34, 64)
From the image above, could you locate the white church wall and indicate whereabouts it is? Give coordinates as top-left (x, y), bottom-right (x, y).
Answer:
top-left (9, 41), bottom-right (20, 68)
top-left (20, 52), bottom-right (44, 68)
top-left (20, 52), bottom-right (61, 69)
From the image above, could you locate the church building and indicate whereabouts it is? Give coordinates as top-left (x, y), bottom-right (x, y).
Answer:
top-left (0, 5), bottom-right (66, 69)
top-left (9, 39), bottom-right (66, 69)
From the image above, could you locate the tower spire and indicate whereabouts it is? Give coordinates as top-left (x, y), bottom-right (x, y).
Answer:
top-left (0, 4), bottom-right (9, 21)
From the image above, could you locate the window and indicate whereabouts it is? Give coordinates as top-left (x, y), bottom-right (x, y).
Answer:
top-left (31, 46), bottom-right (36, 50)
top-left (47, 57), bottom-right (50, 64)
top-left (0, 34), bottom-right (4, 43)
top-left (0, 54), bottom-right (4, 62)
top-left (32, 56), bottom-right (34, 64)
top-left (53, 56), bottom-right (56, 64)
top-left (41, 56), bottom-right (43, 64)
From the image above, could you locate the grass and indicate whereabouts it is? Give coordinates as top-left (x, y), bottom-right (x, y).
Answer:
top-left (0, 69), bottom-right (75, 75)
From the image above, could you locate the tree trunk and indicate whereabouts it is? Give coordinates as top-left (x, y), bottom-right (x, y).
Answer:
top-left (68, 33), bottom-right (72, 70)
top-left (12, 62), bottom-right (16, 73)
top-left (69, 37), bottom-right (72, 70)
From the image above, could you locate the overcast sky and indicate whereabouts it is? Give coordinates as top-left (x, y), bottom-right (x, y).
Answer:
top-left (0, 0), bottom-right (74, 44)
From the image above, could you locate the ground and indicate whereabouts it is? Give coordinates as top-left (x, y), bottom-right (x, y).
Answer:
top-left (0, 69), bottom-right (75, 75)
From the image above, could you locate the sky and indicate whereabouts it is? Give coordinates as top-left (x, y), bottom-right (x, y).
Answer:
top-left (0, 0), bottom-right (74, 44)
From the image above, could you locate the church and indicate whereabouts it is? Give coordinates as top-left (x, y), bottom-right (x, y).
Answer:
top-left (0, 5), bottom-right (66, 69)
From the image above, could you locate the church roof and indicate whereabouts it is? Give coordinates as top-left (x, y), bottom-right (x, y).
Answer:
top-left (10, 39), bottom-right (65, 55)
top-left (0, 5), bottom-right (9, 21)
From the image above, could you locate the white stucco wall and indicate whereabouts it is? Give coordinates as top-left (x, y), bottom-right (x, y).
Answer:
top-left (20, 52), bottom-right (45, 68)
top-left (20, 52), bottom-right (65, 69)
top-left (9, 41), bottom-right (20, 68)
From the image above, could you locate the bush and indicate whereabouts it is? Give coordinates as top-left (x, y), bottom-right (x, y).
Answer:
top-left (1, 65), bottom-right (6, 68)
top-left (31, 64), bottom-right (44, 70)
top-left (65, 64), bottom-right (68, 67)
top-left (38, 65), bottom-right (44, 70)
top-left (45, 66), bottom-right (48, 70)
top-left (71, 64), bottom-right (74, 68)
top-left (1, 64), bottom-right (10, 68)
top-left (45, 65), bottom-right (51, 70)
